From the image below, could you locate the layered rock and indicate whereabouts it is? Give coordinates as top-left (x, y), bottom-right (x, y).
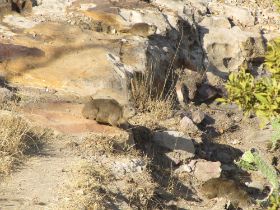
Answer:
top-left (0, 0), bottom-right (279, 132)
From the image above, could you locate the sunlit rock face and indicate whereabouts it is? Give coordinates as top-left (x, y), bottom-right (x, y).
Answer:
top-left (0, 0), bottom-right (279, 134)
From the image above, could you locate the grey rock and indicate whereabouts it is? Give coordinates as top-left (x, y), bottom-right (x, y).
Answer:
top-left (192, 159), bottom-right (221, 181)
top-left (191, 110), bottom-right (205, 124)
top-left (208, 3), bottom-right (255, 27)
top-left (180, 116), bottom-right (199, 133)
top-left (200, 16), bottom-right (231, 29)
top-left (153, 131), bottom-right (195, 159)
top-left (175, 159), bottom-right (221, 181)
top-left (111, 158), bottom-right (147, 179)
top-left (199, 21), bottom-right (265, 87)
top-left (197, 84), bottom-right (218, 102)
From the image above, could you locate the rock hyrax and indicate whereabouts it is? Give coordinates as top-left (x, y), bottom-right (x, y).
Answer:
top-left (200, 178), bottom-right (253, 209)
top-left (120, 23), bottom-right (157, 37)
top-left (82, 97), bottom-right (135, 127)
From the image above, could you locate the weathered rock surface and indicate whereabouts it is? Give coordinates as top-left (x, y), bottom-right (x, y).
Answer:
top-left (191, 110), bottom-right (205, 124)
top-left (180, 116), bottom-right (199, 133)
top-left (192, 159), bottom-right (221, 182)
top-left (0, 0), bottom-right (278, 106)
top-left (152, 130), bottom-right (195, 160)
top-left (175, 159), bottom-right (221, 182)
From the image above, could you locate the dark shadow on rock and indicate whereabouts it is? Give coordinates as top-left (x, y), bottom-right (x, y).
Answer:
top-left (131, 125), bottom-right (201, 209)
top-left (0, 43), bottom-right (45, 61)
top-left (6, 43), bottom-right (106, 78)
top-left (196, 142), bottom-right (243, 164)
top-left (0, 75), bottom-right (17, 91)
top-left (146, 18), bottom-right (206, 100)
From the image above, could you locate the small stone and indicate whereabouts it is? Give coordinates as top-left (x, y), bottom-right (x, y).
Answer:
top-left (193, 159), bottom-right (221, 182)
top-left (197, 84), bottom-right (218, 102)
top-left (180, 116), bottom-right (199, 133)
top-left (174, 164), bottom-right (192, 174)
top-left (191, 110), bottom-right (205, 124)
top-left (165, 151), bottom-right (183, 165)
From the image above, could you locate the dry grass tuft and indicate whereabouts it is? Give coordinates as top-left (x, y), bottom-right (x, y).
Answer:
top-left (77, 132), bottom-right (135, 156)
top-left (61, 160), bottom-right (110, 210)
top-left (61, 133), bottom-right (156, 209)
top-left (0, 111), bottom-right (51, 177)
top-left (63, 159), bottom-right (156, 210)
top-left (130, 68), bottom-right (175, 126)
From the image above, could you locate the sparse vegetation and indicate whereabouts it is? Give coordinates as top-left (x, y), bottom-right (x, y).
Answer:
top-left (0, 111), bottom-right (50, 177)
top-left (270, 119), bottom-right (280, 150)
top-left (274, 0), bottom-right (280, 12)
top-left (219, 38), bottom-right (280, 126)
top-left (220, 38), bottom-right (280, 209)
top-left (62, 133), bottom-right (156, 209)
top-left (130, 68), bottom-right (174, 122)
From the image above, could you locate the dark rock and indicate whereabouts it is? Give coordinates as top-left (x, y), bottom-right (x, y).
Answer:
top-left (196, 84), bottom-right (218, 102)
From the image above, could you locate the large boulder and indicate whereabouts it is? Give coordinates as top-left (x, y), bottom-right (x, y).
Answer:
top-left (199, 23), bottom-right (265, 86)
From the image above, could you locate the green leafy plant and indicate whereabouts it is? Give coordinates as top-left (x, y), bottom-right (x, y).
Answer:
top-left (219, 38), bottom-right (280, 126)
top-left (217, 68), bottom-right (255, 113)
top-left (273, 0), bottom-right (280, 14)
top-left (270, 119), bottom-right (280, 150)
top-left (269, 193), bottom-right (280, 210)
top-left (265, 37), bottom-right (280, 78)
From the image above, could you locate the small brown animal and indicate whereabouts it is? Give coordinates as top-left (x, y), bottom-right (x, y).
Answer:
top-left (82, 97), bottom-right (135, 127)
top-left (199, 178), bottom-right (254, 209)
top-left (120, 23), bottom-right (157, 37)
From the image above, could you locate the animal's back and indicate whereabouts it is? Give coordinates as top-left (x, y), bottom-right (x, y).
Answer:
top-left (120, 23), bottom-right (157, 37)
top-left (82, 98), bottom-right (124, 126)
top-left (200, 178), bottom-right (253, 209)
top-left (81, 98), bottom-right (99, 120)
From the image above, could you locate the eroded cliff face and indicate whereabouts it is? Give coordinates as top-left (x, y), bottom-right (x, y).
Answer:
top-left (1, 0), bottom-right (279, 96)
top-left (0, 0), bottom-right (279, 136)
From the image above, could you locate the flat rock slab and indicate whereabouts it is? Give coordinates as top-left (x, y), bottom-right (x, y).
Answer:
top-left (153, 130), bottom-right (195, 160)
top-left (21, 102), bottom-right (120, 135)
top-left (0, 22), bottom-right (128, 100)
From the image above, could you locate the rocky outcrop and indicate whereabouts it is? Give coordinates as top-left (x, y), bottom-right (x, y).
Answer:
top-left (0, 0), bottom-right (280, 128)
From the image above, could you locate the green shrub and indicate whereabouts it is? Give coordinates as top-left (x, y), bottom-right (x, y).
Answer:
top-left (218, 38), bottom-right (280, 126)
top-left (269, 193), bottom-right (280, 210)
top-left (273, 0), bottom-right (280, 13)
top-left (270, 119), bottom-right (280, 150)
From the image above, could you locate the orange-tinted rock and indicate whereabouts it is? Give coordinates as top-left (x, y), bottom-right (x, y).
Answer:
top-left (21, 102), bottom-right (121, 135)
